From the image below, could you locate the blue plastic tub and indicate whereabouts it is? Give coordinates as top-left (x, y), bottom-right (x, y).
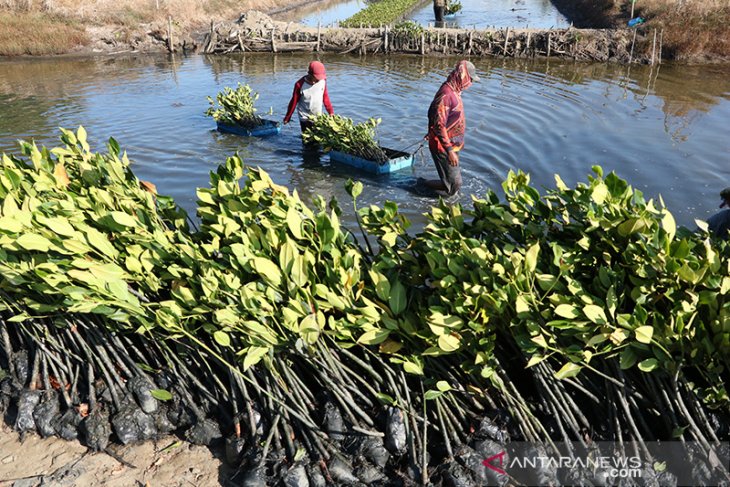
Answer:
top-left (329, 147), bottom-right (413, 174)
top-left (216, 119), bottom-right (281, 137)
top-left (444, 13), bottom-right (457, 19)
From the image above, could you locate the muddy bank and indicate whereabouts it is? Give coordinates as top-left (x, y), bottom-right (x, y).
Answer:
top-left (204, 11), bottom-right (658, 63)
top-left (0, 427), bottom-right (229, 486)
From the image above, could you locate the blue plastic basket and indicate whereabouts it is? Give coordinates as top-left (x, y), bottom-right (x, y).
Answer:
top-left (329, 147), bottom-right (413, 174)
top-left (216, 119), bottom-right (281, 137)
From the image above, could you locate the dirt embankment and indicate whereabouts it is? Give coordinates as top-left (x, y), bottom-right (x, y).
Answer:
top-left (1, 0), bottom-right (729, 61)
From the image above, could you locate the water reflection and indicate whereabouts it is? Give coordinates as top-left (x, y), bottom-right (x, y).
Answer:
top-left (0, 53), bottom-right (727, 231)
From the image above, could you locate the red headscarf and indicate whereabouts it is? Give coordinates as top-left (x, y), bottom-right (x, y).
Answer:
top-left (445, 60), bottom-right (473, 93)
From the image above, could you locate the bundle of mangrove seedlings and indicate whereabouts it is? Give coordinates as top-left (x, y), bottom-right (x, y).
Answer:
top-left (206, 83), bottom-right (266, 129)
top-left (302, 114), bottom-right (389, 163)
top-left (0, 128), bottom-right (729, 485)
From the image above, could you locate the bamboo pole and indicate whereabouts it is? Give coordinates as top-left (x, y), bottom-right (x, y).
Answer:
top-left (651, 28), bottom-right (657, 65)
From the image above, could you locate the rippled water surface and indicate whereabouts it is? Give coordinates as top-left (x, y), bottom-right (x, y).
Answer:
top-left (0, 54), bottom-right (728, 230)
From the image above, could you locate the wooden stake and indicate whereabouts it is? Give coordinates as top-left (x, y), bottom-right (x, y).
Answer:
top-left (504, 28), bottom-right (510, 56)
top-left (526, 31), bottom-right (531, 56)
top-left (384, 25), bottom-right (388, 53)
top-left (629, 28), bottom-right (637, 63)
top-left (651, 28), bottom-right (657, 65)
top-left (317, 21), bottom-right (321, 52)
top-left (468, 31), bottom-right (473, 55)
top-left (658, 29), bottom-right (663, 64)
top-left (421, 32), bottom-right (425, 55)
top-left (167, 16), bottom-right (174, 53)
top-left (547, 32), bottom-right (551, 58)
top-left (271, 29), bottom-right (277, 53)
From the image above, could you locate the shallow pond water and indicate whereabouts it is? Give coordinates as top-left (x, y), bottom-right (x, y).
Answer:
top-left (0, 53), bottom-right (728, 231)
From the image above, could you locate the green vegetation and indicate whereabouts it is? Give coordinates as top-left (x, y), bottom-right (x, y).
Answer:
top-left (205, 83), bottom-right (264, 128)
top-left (302, 114), bottom-right (389, 163)
top-left (340, 0), bottom-right (424, 28)
top-left (391, 20), bottom-right (424, 37)
top-left (445, 0), bottom-right (462, 15)
top-left (1, 129), bottom-right (728, 481)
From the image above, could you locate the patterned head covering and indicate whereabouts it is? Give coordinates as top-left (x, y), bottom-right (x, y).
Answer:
top-left (445, 60), bottom-right (476, 93)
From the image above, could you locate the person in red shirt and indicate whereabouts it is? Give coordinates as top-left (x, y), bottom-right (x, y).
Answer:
top-left (421, 60), bottom-right (479, 197)
top-left (283, 61), bottom-right (335, 133)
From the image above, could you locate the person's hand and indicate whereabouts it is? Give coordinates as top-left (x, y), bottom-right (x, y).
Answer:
top-left (283, 119), bottom-right (289, 125)
top-left (447, 149), bottom-right (459, 166)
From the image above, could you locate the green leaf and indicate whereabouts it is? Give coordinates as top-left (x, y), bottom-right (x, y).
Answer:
top-left (85, 228), bottom-right (118, 259)
top-left (524, 242), bottom-right (540, 271)
top-left (213, 330), bottom-right (231, 347)
top-left (358, 329), bottom-right (390, 345)
top-left (375, 393), bottom-right (396, 405)
top-left (434, 380), bottom-right (450, 392)
top-left (635, 325), bottom-right (654, 344)
top-left (582, 304), bottom-right (607, 324)
top-left (110, 211), bottom-right (137, 227)
top-left (150, 389), bottom-right (173, 401)
top-left (526, 355), bottom-right (547, 368)
top-left (345, 179), bottom-right (363, 199)
top-left (286, 207), bottom-right (303, 239)
top-left (555, 362), bottom-right (582, 379)
top-left (591, 182), bottom-right (608, 204)
top-left (403, 360), bottom-right (423, 375)
top-left (251, 257), bottom-right (282, 287)
top-left (638, 358), bottom-right (658, 372)
top-left (424, 389), bottom-right (444, 400)
top-left (662, 210), bottom-right (676, 240)
top-left (0, 217), bottom-right (23, 233)
top-left (554, 304), bottom-right (579, 319)
top-left (299, 313), bottom-right (320, 345)
top-left (515, 295), bottom-right (529, 315)
top-left (243, 346), bottom-right (269, 371)
top-left (438, 333), bottom-right (461, 352)
top-left (16, 233), bottom-right (52, 251)
top-left (389, 279), bottom-right (406, 316)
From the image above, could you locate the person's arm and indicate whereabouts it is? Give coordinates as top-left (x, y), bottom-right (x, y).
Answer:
top-left (322, 83), bottom-right (334, 115)
top-left (433, 94), bottom-right (453, 151)
top-left (283, 79), bottom-right (303, 124)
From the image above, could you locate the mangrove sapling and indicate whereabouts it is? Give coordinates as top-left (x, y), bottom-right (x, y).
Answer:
top-left (205, 83), bottom-right (265, 129)
top-left (302, 115), bottom-right (389, 163)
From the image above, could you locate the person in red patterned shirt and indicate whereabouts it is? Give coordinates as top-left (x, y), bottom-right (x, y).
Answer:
top-left (422, 60), bottom-right (479, 197)
top-left (283, 61), bottom-right (335, 134)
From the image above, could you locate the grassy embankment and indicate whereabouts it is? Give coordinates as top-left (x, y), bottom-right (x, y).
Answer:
top-left (0, 0), bottom-right (286, 56)
top-left (631, 0), bottom-right (730, 60)
top-left (557, 0), bottom-right (730, 61)
top-left (0, 11), bottom-right (87, 55)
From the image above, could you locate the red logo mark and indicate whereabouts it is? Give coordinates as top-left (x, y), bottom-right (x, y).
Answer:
top-left (482, 451), bottom-right (507, 475)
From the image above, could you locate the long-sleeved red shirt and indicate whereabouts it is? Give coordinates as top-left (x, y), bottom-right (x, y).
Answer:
top-left (284, 77), bottom-right (334, 124)
top-left (427, 61), bottom-right (472, 154)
